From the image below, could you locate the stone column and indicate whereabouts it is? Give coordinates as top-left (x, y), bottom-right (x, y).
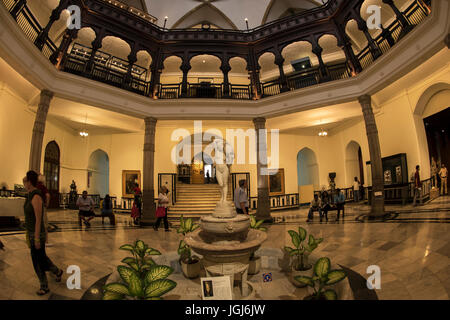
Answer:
top-left (50, 28), bottom-right (78, 67)
top-left (29, 90), bottom-right (54, 172)
top-left (358, 95), bottom-right (385, 218)
top-left (274, 54), bottom-right (289, 93)
top-left (220, 61), bottom-right (231, 98)
top-left (312, 44), bottom-right (330, 82)
top-left (253, 117), bottom-right (272, 222)
top-left (180, 61), bottom-right (191, 98)
top-left (34, 0), bottom-right (68, 50)
top-left (141, 117), bottom-right (157, 225)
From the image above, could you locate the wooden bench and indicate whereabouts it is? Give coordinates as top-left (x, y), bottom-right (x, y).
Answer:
top-left (78, 211), bottom-right (116, 226)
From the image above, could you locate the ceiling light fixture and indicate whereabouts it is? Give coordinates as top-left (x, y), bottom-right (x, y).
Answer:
top-left (318, 129), bottom-right (328, 137)
top-left (79, 113), bottom-right (89, 138)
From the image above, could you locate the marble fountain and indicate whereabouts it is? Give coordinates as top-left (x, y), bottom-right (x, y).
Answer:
top-left (184, 163), bottom-right (267, 299)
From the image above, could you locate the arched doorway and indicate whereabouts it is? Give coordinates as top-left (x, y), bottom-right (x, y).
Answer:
top-left (87, 149), bottom-right (109, 197)
top-left (345, 141), bottom-right (364, 187)
top-left (44, 141), bottom-right (60, 208)
top-left (190, 152), bottom-right (215, 184)
top-left (297, 147), bottom-right (319, 202)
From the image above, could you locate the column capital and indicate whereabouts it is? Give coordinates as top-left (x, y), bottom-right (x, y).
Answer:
top-left (144, 117), bottom-right (157, 127)
top-left (41, 89), bottom-right (54, 99)
top-left (253, 117), bottom-right (266, 129)
top-left (358, 94), bottom-right (371, 106)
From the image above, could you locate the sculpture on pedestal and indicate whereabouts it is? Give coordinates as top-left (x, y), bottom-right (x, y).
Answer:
top-left (431, 157), bottom-right (437, 188)
top-left (69, 180), bottom-right (78, 209)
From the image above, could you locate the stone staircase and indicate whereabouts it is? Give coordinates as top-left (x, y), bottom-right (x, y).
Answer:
top-left (168, 183), bottom-right (233, 218)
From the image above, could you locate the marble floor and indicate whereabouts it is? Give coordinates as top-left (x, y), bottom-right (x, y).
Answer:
top-left (0, 196), bottom-right (449, 300)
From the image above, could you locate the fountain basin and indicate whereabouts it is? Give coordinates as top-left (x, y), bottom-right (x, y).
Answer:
top-left (185, 229), bottom-right (267, 264)
top-left (201, 215), bottom-right (251, 242)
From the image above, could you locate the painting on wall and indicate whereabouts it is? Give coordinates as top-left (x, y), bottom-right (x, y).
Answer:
top-left (267, 168), bottom-right (285, 196)
top-left (122, 170), bottom-right (141, 198)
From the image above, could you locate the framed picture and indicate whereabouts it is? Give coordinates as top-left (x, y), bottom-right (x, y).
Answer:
top-left (122, 170), bottom-right (141, 198)
top-left (266, 168), bottom-right (285, 196)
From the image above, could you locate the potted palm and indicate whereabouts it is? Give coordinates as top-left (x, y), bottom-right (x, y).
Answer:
top-left (295, 257), bottom-right (347, 300)
top-left (284, 227), bottom-right (323, 287)
top-left (177, 215), bottom-right (201, 279)
top-left (248, 215), bottom-right (267, 275)
top-left (102, 240), bottom-right (177, 300)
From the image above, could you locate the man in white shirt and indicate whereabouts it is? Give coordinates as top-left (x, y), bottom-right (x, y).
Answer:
top-left (439, 164), bottom-right (448, 195)
top-left (76, 191), bottom-right (95, 227)
top-left (234, 180), bottom-right (249, 214)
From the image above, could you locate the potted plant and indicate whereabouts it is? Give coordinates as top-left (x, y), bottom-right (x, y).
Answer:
top-left (103, 240), bottom-right (177, 300)
top-left (295, 257), bottom-right (347, 300)
top-left (177, 215), bottom-right (201, 279)
top-left (248, 215), bottom-right (267, 275)
top-left (284, 227), bottom-right (323, 287)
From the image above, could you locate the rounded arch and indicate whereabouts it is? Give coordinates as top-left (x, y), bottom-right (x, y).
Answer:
top-left (189, 54), bottom-right (223, 83)
top-left (229, 57), bottom-right (250, 85)
top-left (318, 34), bottom-right (346, 64)
top-left (100, 36), bottom-right (131, 61)
top-left (136, 50), bottom-right (153, 81)
top-left (258, 51), bottom-right (277, 81)
top-left (345, 141), bottom-right (364, 187)
top-left (44, 140), bottom-right (60, 208)
top-left (414, 82), bottom-right (450, 116)
top-left (160, 55), bottom-right (182, 84)
top-left (297, 147), bottom-right (319, 188)
top-left (88, 149), bottom-right (109, 197)
top-left (281, 40), bottom-right (314, 70)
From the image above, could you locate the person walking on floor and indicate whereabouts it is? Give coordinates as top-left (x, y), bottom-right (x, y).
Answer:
top-left (413, 165), bottom-right (423, 206)
top-left (101, 194), bottom-right (115, 225)
top-left (234, 179), bottom-right (249, 215)
top-left (23, 170), bottom-right (63, 296)
top-left (37, 174), bottom-right (51, 246)
top-left (439, 164), bottom-right (448, 195)
top-left (334, 188), bottom-right (346, 221)
top-left (154, 186), bottom-right (170, 232)
top-left (353, 177), bottom-right (360, 202)
top-left (131, 183), bottom-right (142, 225)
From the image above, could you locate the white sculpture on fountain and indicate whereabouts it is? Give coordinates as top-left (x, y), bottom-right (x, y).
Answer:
top-left (210, 137), bottom-right (235, 218)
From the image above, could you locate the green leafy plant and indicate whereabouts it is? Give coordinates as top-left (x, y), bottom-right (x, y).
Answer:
top-left (249, 215), bottom-right (267, 232)
top-left (295, 257), bottom-right (347, 300)
top-left (249, 215), bottom-right (267, 260)
top-left (284, 227), bottom-right (323, 271)
top-left (103, 240), bottom-right (177, 300)
top-left (177, 215), bottom-right (200, 264)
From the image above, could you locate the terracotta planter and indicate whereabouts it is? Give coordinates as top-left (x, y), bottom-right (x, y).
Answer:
top-left (181, 259), bottom-right (201, 279)
top-left (248, 256), bottom-right (261, 275)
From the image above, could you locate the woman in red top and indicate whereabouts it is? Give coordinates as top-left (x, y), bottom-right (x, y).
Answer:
top-left (131, 183), bottom-right (142, 225)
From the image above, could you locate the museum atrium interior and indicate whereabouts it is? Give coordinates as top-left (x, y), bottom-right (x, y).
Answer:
top-left (0, 0), bottom-right (449, 301)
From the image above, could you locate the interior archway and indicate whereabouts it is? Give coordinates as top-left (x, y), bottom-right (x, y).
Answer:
top-left (44, 140), bottom-right (60, 208)
top-left (88, 149), bottom-right (109, 197)
top-left (345, 141), bottom-right (364, 187)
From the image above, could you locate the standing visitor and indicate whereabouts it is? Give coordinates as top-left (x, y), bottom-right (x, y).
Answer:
top-left (439, 164), bottom-right (448, 195)
top-left (154, 186), bottom-right (170, 232)
top-left (334, 188), bottom-right (346, 221)
top-left (131, 183), bottom-right (142, 225)
top-left (413, 165), bottom-right (423, 206)
top-left (77, 191), bottom-right (95, 227)
top-left (23, 171), bottom-right (63, 295)
top-left (37, 174), bottom-right (51, 245)
top-left (234, 179), bottom-right (249, 215)
top-left (353, 177), bottom-right (360, 202)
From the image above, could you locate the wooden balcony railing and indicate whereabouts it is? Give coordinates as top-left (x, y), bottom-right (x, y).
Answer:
top-left (2, 0), bottom-right (430, 101)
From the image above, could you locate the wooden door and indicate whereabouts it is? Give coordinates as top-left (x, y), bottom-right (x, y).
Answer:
top-left (44, 141), bottom-right (60, 208)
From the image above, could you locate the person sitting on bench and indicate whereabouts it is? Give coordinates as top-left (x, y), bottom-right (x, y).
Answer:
top-left (77, 191), bottom-right (95, 227)
top-left (334, 188), bottom-right (346, 221)
top-left (306, 194), bottom-right (322, 222)
top-left (101, 194), bottom-right (115, 225)
top-left (320, 190), bottom-right (331, 222)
